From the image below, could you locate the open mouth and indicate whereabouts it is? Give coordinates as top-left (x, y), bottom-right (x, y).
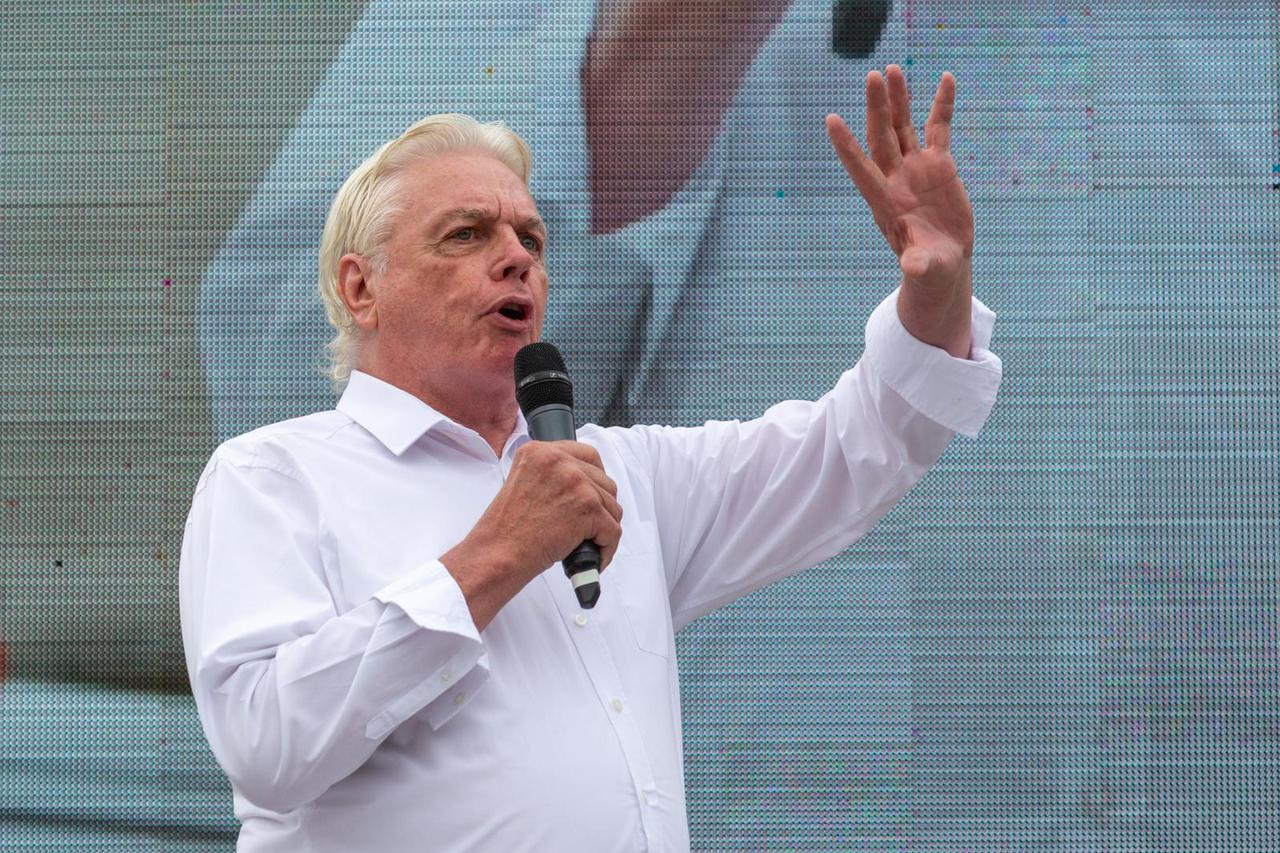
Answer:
top-left (496, 302), bottom-right (528, 321)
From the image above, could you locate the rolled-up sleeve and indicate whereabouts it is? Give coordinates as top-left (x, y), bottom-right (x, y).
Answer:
top-left (863, 286), bottom-right (1002, 439)
top-left (613, 290), bottom-right (1002, 630)
top-left (179, 455), bottom-right (488, 814)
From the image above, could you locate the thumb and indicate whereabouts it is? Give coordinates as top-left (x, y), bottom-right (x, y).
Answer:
top-left (900, 246), bottom-right (931, 279)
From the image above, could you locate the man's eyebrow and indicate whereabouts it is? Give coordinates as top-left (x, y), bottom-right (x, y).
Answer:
top-left (518, 215), bottom-right (548, 237)
top-left (431, 207), bottom-right (546, 236)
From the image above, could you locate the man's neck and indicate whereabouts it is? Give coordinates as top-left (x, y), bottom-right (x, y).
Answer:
top-left (430, 395), bottom-right (519, 459)
top-left (358, 363), bottom-right (519, 459)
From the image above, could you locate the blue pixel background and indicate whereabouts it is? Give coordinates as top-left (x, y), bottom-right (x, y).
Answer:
top-left (1, 1), bottom-right (1277, 849)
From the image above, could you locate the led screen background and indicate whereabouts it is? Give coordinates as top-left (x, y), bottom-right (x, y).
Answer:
top-left (1, 1), bottom-right (1277, 848)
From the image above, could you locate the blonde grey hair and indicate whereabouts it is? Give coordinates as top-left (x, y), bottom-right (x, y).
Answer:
top-left (317, 113), bottom-right (533, 388)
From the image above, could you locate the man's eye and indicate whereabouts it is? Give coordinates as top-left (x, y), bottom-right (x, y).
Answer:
top-left (520, 235), bottom-right (541, 252)
top-left (452, 228), bottom-right (475, 241)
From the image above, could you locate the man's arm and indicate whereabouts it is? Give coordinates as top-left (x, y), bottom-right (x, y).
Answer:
top-left (581, 0), bottom-right (792, 233)
top-left (616, 287), bottom-right (1001, 630)
top-left (180, 457), bottom-right (488, 813)
top-left (180, 438), bottom-right (624, 812)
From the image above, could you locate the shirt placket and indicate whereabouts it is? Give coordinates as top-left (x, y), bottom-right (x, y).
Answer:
top-left (541, 574), bottom-right (664, 852)
top-left (500, 438), bottom-right (664, 851)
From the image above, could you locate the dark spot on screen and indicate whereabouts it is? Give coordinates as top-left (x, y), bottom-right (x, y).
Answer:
top-left (831, 0), bottom-right (892, 59)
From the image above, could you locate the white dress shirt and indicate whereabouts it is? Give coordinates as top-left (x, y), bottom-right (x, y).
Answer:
top-left (180, 288), bottom-right (1002, 852)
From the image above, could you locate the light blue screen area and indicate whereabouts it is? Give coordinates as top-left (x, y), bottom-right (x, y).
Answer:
top-left (4, 1), bottom-right (1278, 850)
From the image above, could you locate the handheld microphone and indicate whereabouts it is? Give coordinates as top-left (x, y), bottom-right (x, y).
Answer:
top-left (514, 342), bottom-right (601, 609)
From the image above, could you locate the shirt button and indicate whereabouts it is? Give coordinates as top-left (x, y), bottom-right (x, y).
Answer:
top-left (440, 670), bottom-right (452, 683)
top-left (611, 698), bottom-right (624, 713)
top-left (641, 791), bottom-right (652, 806)
top-left (574, 614), bottom-right (588, 627)
top-left (454, 693), bottom-right (466, 706)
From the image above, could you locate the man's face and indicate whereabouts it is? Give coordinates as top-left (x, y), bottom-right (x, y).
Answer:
top-left (369, 149), bottom-right (548, 395)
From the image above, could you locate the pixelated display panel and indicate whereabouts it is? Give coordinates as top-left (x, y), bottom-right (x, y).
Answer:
top-left (1, 1), bottom-right (1277, 849)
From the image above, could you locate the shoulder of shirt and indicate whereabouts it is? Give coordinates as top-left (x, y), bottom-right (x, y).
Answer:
top-left (575, 422), bottom-right (644, 461)
top-left (575, 420), bottom-right (699, 472)
top-left (196, 410), bottom-right (356, 492)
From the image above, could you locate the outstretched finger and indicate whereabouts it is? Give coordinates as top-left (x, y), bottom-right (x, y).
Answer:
top-left (885, 64), bottom-right (919, 155)
top-left (825, 113), bottom-right (889, 213)
top-left (924, 72), bottom-right (956, 150)
top-left (864, 70), bottom-right (903, 173)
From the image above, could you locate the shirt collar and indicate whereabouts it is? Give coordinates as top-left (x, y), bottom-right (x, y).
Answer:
top-left (336, 370), bottom-right (528, 457)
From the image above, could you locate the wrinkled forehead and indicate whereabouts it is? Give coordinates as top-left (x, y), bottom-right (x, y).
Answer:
top-left (380, 152), bottom-right (544, 248)
top-left (402, 150), bottom-right (539, 216)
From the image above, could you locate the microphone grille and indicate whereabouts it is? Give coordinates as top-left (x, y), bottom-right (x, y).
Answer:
top-left (514, 342), bottom-right (573, 414)
top-left (514, 341), bottom-right (566, 377)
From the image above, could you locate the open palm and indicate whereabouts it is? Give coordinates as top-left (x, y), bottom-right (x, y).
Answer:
top-left (826, 65), bottom-right (974, 291)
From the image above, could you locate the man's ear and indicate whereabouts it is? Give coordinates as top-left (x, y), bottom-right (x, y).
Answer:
top-left (337, 253), bottom-right (379, 332)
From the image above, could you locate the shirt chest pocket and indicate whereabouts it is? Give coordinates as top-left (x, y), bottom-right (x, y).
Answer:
top-left (607, 525), bottom-right (672, 660)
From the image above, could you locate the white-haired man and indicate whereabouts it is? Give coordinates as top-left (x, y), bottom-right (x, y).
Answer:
top-left (181, 70), bottom-right (1001, 851)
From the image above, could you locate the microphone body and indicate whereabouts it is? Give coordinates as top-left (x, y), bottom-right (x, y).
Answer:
top-left (514, 344), bottom-right (602, 609)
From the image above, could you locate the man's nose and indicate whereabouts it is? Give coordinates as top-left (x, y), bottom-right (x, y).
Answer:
top-left (491, 227), bottom-right (534, 282)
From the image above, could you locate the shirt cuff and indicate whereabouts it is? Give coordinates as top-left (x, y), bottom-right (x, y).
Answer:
top-left (367, 559), bottom-right (488, 735)
top-left (863, 286), bottom-right (1003, 439)
top-left (372, 559), bottom-right (482, 643)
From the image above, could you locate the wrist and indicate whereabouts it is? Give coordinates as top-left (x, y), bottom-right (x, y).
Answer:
top-left (896, 265), bottom-right (973, 359)
top-left (440, 535), bottom-right (521, 632)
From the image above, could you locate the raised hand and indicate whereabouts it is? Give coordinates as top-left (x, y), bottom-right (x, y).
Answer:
top-left (826, 65), bottom-right (975, 358)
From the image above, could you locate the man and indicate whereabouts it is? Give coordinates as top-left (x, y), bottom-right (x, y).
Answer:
top-left (181, 68), bottom-right (1002, 851)
top-left (197, 0), bottom-right (899, 437)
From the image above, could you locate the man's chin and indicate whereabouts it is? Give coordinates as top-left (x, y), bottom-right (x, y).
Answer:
top-left (483, 339), bottom-right (531, 376)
